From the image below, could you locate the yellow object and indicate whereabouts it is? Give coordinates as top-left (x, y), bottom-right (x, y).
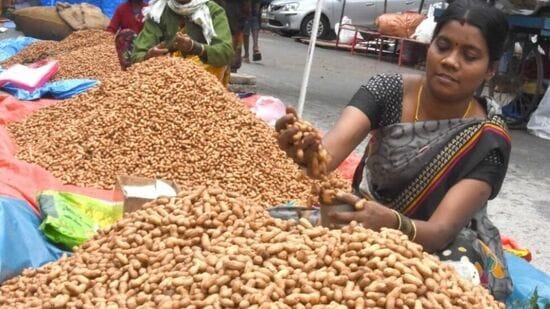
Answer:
top-left (522, 81), bottom-right (544, 95)
top-left (173, 50), bottom-right (228, 86)
top-left (506, 248), bottom-right (531, 259)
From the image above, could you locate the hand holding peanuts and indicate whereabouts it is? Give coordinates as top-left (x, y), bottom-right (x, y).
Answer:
top-left (173, 33), bottom-right (194, 53)
top-left (275, 107), bottom-right (330, 178)
top-left (145, 42), bottom-right (169, 60)
top-left (326, 191), bottom-right (397, 232)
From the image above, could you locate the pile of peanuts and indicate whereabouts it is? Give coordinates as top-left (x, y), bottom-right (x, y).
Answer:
top-left (51, 43), bottom-right (120, 80)
top-left (8, 56), bottom-right (346, 207)
top-left (0, 187), bottom-right (503, 308)
top-left (1, 30), bottom-right (113, 67)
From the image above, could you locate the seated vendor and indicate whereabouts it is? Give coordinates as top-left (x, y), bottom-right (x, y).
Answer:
top-left (116, 0), bottom-right (233, 86)
top-left (276, 0), bottom-right (512, 301)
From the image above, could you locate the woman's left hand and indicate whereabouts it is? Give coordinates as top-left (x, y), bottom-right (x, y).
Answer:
top-left (173, 32), bottom-right (194, 52)
top-left (329, 192), bottom-right (397, 231)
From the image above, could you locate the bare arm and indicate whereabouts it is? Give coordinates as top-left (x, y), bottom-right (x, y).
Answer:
top-left (322, 106), bottom-right (372, 172)
top-left (413, 178), bottom-right (491, 252)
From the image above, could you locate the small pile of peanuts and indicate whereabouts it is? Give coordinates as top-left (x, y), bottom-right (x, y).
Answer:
top-left (0, 187), bottom-right (503, 308)
top-left (8, 56), bottom-right (346, 207)
top-left (1, 30), bottom-right (114, 67)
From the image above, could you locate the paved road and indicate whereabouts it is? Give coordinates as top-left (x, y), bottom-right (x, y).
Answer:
top-left (240, 32), bottom-right (550, 272)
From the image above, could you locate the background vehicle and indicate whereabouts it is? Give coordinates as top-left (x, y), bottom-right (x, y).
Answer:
top-left (265, 0), bottom-right (440, 38)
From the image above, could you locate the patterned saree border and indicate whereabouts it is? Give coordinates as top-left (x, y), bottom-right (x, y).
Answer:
top-left (400, 121), bottom-right (511, 215)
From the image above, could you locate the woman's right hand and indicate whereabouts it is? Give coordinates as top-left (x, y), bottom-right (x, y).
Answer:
top-left (275, 107), bottom-right (325, 178)
top-left (145, 43), bottom-right (169, 60)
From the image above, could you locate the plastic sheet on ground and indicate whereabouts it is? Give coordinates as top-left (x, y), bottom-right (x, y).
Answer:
top-left (0, 37), bottom-right (39, 63)
top-left (1, 78), bottom-right (98, 100)
top-left (0, 95), bottom-right (57, 125)
top-left (0, 196), bottom-right (67, 283)
top-left (506, 252), bottom-right (550, 308)
top-left (337, 152), bottom-right (362, 180)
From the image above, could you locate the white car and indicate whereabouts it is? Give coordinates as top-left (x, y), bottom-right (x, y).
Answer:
top-left (266, 0), bottom-right (439, 38)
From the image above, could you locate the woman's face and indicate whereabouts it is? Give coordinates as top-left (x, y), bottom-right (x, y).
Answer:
top-left (425, 20), bottom-right (493, 101)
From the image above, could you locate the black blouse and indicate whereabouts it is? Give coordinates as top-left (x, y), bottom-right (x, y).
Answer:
top-left (347, 73), bottom-right (506, 199)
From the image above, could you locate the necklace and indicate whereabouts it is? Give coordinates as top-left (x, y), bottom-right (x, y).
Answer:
top-left (415, 83), bottom-right (473, 122)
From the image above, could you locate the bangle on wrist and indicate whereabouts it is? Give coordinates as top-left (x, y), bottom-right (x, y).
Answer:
top-left (411, 220), bottom-right (417, 241)
top-left (189, 40), bottom-right (203, 56)
top-left (391, 209), bottom-right (401, 230)
top-left (200, 44), bottom-right (205, 56)
top-left (397, 212), bottom-right (416, 241)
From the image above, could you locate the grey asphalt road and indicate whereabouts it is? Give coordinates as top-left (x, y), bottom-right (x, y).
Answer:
top-left (240, 32), bottom-right (550, 273)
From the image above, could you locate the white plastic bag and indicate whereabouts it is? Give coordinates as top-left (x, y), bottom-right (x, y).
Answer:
top-left (411, 2), bottom-right (446, 42)
top-left (411, 16), bottom-right (436, 43)
top-left (250, 96), bottom-right (286, 127)
top-left (334, 16), bottom-right (357, 45)
top-left (527, 86), bottom-right (550, 140)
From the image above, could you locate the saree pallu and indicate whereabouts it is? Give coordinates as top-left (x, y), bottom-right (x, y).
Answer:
top-left (352, 103), bottom-right (513, 300)
top-left (115, 29), bottom-right (138, 70)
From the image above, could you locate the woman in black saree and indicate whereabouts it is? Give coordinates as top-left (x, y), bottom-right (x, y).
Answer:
top-left (276, 0), bottom-right (512, 301)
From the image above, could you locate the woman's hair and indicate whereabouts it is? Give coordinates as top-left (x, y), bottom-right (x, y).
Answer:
top-left (433, 0), bottom-right (509, 62)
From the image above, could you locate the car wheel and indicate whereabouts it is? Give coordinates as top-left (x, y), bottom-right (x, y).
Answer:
top-left (300, 14), bottom-right (330, 39)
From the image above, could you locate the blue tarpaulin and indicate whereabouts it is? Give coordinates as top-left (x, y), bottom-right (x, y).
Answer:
top-left (0, 196), bottom-right (66, 283)
top-left (0, 37), bottom-right (39, 63)
top-left (506, 252), bottom-right (550, 308)
top-left (1, 78), bottom-right (98, 100)
top-left (39, 0), bottom-right (126, 18)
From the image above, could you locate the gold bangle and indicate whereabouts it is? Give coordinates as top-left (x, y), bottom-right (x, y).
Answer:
top-left (391, 210), bottom-right (401, 230)
top-left (398, 213), bottom-right (414, 240)
top-left (410, 220), bottom-right (417, 241)
top-left (185, 39), bottom-right (194, 53)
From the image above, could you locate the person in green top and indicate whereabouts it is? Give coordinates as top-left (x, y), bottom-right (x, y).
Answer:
top-left (115, 0), bottom-right (234, 85)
